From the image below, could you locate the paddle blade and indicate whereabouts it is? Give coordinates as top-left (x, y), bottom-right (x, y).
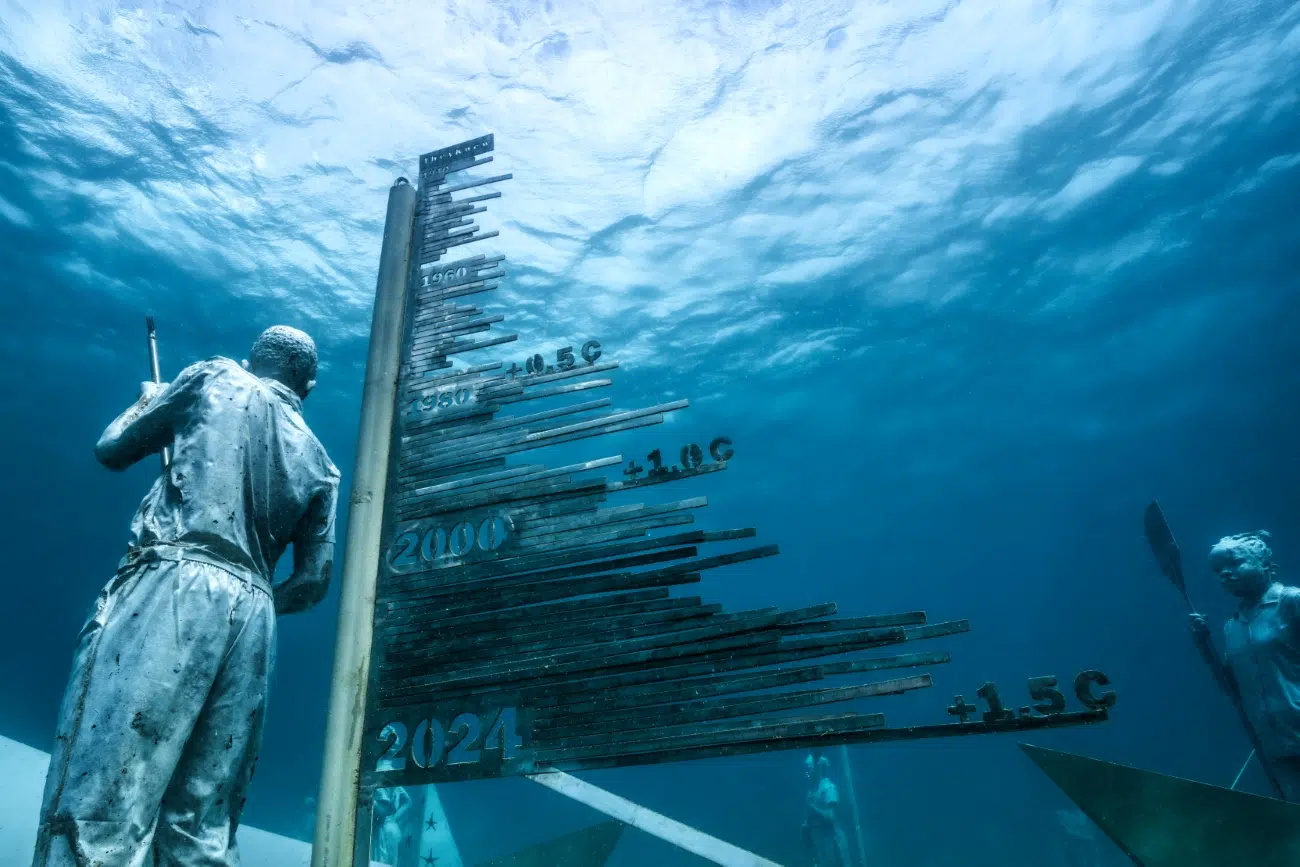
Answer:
top-left (1144, 500), bottom-right (1186, 593)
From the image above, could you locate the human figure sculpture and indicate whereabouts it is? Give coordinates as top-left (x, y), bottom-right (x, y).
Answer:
top-left (1189, 530), bottom-right (1300, 801)
top-left (33, 326), bottom-right (340, 866)
top-left (800, 754), bottom-right (852, 867)
top-left (371, 787), bottom-right (415, 866)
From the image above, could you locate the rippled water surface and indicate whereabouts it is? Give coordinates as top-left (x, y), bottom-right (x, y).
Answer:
top-left (2, 1), bottom-right (1299, 864)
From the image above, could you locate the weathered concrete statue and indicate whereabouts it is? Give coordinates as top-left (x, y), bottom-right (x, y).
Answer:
top-left (801, 753), bottom-right (852, 867)
top-left (33, 326), bottom-right (340, 867)
top-left (1190, 530), bottom-right (1300, 801)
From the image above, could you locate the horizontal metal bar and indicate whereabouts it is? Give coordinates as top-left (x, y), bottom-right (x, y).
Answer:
top-left (410, 315), bottom-right (504, 348)
top-left (379, 591), bottom-right (680, 648)
top-left (538, 675), bottom-right (933, 745)
top-left (383, 528), bottom-right (751, 591)
top-left (440, 172), bottom-right (513, 194)
top-left (457, 191), bottom-right (502, 205)
top-left (535, 666), bottom-right (828, 721)
top-left (479, 361), bottom-right (622, 394)
top-left (381, 603), bottom-right (728, 678)
top-left (405, 408), bottom-right (649, 477)
top-left (432, 279), bottom-right (501, 303)
top-left (381, 546), bottom-right (702, 619)
top-left (402, 602), bottom-right (827, 693)
top-left (529, 710), bottom-right (1110, 774)
top-left (532, 711), bottom-right (888, 765)
top-left (401, 399), bottom-right (613, 455)
top-left (496, 378), bottom-right (615, 405)
top-left (780, 612), bottom-right (928, 633)
top-left (402, 364), bottom-right (499, 393)
top-left (377, 571), bottom-right (707, 655)
top-left (514, 497), bottom-right (706, 541)
top-left (902, 620), bottom-right (970, 641)
top-left (418, 331), bottom-right (518, 361)
top-left (385, 600), bottom-right (721, 664)
top-left (381, 602), bottom-right (787, 698)
top-left (515, 513), bottom-right (694, 550)
top-left (398, 455), bottom-right (616, 507)
top-left (417, 252), bottom-right (500, 273)
top-left (395, 478), bottom-right (610, 522)
top-left (820, 650), bottom-right (952, 676)
top-left (378, 621), bottom-right (904, 709)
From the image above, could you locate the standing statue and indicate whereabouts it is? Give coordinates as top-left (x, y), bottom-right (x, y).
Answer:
top-left (800, 754), bottom-right (852, 867)
top-left (33, 326), bottom-right (340, 867)
top-left (371, 787), bottom-right (415, 866)
top-left (1189, 530), bottom-right (1300, 800)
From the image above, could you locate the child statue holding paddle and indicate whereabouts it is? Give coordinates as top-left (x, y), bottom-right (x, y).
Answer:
top-left (1190, 531), bottom-right (1300, 800)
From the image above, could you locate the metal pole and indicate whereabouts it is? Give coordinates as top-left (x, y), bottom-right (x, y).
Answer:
top-left (837, 745), bottom-right (869, 867)
top-left (145, 316), bottom-right (171, 472)
top-left (311, 177), bottom-right (417, 867)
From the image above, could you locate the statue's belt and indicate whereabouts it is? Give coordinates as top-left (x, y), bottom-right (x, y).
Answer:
top-left (119, 544), bottom-right (274, 598)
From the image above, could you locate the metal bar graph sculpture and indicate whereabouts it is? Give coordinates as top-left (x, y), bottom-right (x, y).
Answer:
top-left (324, 135), bottom-right (1115, 867)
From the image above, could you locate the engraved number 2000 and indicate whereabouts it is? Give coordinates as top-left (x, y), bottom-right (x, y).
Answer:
top-left (388, 515), bottom-right (510, 570)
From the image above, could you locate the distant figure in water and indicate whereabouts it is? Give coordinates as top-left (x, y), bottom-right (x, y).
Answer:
top-left (33, 326), bottom-right (339, 867)
top-left (372, 786), bottom-right (415, 866)
top-left (801, 753), bottom-right (852, 867)
top-left (1190, 530), bottom-right (1300, 800)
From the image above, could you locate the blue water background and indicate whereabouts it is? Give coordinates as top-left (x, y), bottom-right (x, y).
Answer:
top-left (2, 1), bottom-right (1299, 864)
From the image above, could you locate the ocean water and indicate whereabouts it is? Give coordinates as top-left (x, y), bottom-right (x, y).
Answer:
top-left (2, 1), bottom-right (1299, 865)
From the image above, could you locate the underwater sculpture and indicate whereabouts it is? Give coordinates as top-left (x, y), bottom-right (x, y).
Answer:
top-left (313, 135), bottom-right (1115, 865)
top-left (370, 786), bottom-right (415, 865)
top-left (801, 754), bottom-right (852, 867)
top-left (33, 326), bottom-right (340, 867)
top-left (1189, 530), bottom-right (1300, 801)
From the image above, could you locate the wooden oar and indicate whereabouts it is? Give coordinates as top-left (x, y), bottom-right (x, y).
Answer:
top-left (1143, 500), bottom-right (1285, 799)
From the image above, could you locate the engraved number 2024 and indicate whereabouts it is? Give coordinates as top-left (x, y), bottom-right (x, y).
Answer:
top-left (375, 708), bottom-right (524, 773)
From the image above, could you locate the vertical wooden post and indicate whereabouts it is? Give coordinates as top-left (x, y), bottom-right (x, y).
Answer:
top-left (311, 177), bottom-right (417, 867)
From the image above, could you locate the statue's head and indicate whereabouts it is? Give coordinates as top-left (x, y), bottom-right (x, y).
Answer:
top-left (246, 325), bottom-right (318, 399)
top-left (804, 753), bottom-right (830, 781)
top-left (1209, 530), bottom-right (1276, 598)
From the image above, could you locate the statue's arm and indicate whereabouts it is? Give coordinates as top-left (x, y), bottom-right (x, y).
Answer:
top-left (1189, 617), bottom-right (1234, 698)
top-left (94, 386), bottom-right (173, 471)
top-left (808, 783), bottom-right (839, 822)
top-left (275, 539), bottom-right (334, 616)
top-left (275, 482), bottom-right (338, 616)
top-left (94, 361), bottom-right (209, 471)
